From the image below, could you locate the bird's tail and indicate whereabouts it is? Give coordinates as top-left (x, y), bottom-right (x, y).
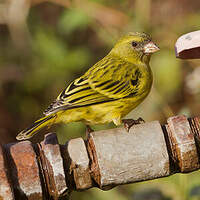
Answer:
top-left (16, 114), bottom-right (57, 140)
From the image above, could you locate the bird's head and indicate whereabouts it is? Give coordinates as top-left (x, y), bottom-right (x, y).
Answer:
top-left (110, 32), bottom-right (159, 63)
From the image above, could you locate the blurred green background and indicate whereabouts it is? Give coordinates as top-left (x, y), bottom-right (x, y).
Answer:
top-left (1, 0), bottom-right (200, 199)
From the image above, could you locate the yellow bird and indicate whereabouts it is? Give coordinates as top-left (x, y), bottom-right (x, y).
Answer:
top-left (16, 32), bottom-right (159, 140)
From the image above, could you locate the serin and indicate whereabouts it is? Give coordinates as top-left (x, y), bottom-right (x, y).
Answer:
top-left (16, 32), bottom-right (159, 140)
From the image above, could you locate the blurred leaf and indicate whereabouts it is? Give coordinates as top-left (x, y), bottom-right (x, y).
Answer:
top-left (58, 9), bottom-right (91, 34)
top-left (26, 27), bottom-right (91, 91)
top-left (33, 28), bottom-right (68, 69)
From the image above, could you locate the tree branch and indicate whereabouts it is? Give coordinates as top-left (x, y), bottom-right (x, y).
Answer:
top-left (0, 115), bottom-right (200, 199)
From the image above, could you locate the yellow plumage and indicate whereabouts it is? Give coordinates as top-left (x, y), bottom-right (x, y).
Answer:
top-left (16, 32), bottom-right (159, 140)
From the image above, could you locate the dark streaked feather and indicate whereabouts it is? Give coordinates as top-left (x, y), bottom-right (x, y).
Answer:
top-left (44, 56), bottom-right (141, 115)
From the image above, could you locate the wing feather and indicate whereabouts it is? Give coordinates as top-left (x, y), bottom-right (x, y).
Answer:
top-left (44, 56), bottom-right (141, 115)
top-left (87, 56), bottom-right (141, 98)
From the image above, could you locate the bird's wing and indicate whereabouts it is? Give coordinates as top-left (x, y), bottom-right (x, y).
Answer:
top-left (44, 76), bottom-right (114, 115)
top-left (87, 56), bottom-right (141, 98)
top-left (44, 57), bottom-right (141, 115)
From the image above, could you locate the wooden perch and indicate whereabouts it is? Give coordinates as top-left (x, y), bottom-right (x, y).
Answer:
top-left (0, 115), bottom-right (200, 199)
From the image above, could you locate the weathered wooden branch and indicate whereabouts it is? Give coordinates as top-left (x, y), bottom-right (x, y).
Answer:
top-left (0, 115), bottom-right (200, 199)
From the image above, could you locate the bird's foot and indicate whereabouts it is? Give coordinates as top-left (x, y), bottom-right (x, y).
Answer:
top-left (122, 118), bottom-right (145, 132)
top-left (85, 125), bottom-right (94, 137)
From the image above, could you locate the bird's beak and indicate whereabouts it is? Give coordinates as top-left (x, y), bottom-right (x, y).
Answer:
top-left (143, 41), bottom-right (160, 54)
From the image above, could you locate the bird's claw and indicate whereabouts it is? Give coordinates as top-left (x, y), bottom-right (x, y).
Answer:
top-left (85, 125), bottom-right (94, 137)
top-left (122, 118), bottom-right (145, 132)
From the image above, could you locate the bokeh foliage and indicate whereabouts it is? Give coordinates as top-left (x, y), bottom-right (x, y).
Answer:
top-left (1, 0), bottom-right (200, 199)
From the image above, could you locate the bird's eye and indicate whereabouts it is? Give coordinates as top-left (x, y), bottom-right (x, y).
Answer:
top-left (131, 41), bottom-right (138, 47)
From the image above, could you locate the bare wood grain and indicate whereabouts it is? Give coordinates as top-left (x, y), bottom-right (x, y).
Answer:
top-left (88, 121), bottom-right (170, 189)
